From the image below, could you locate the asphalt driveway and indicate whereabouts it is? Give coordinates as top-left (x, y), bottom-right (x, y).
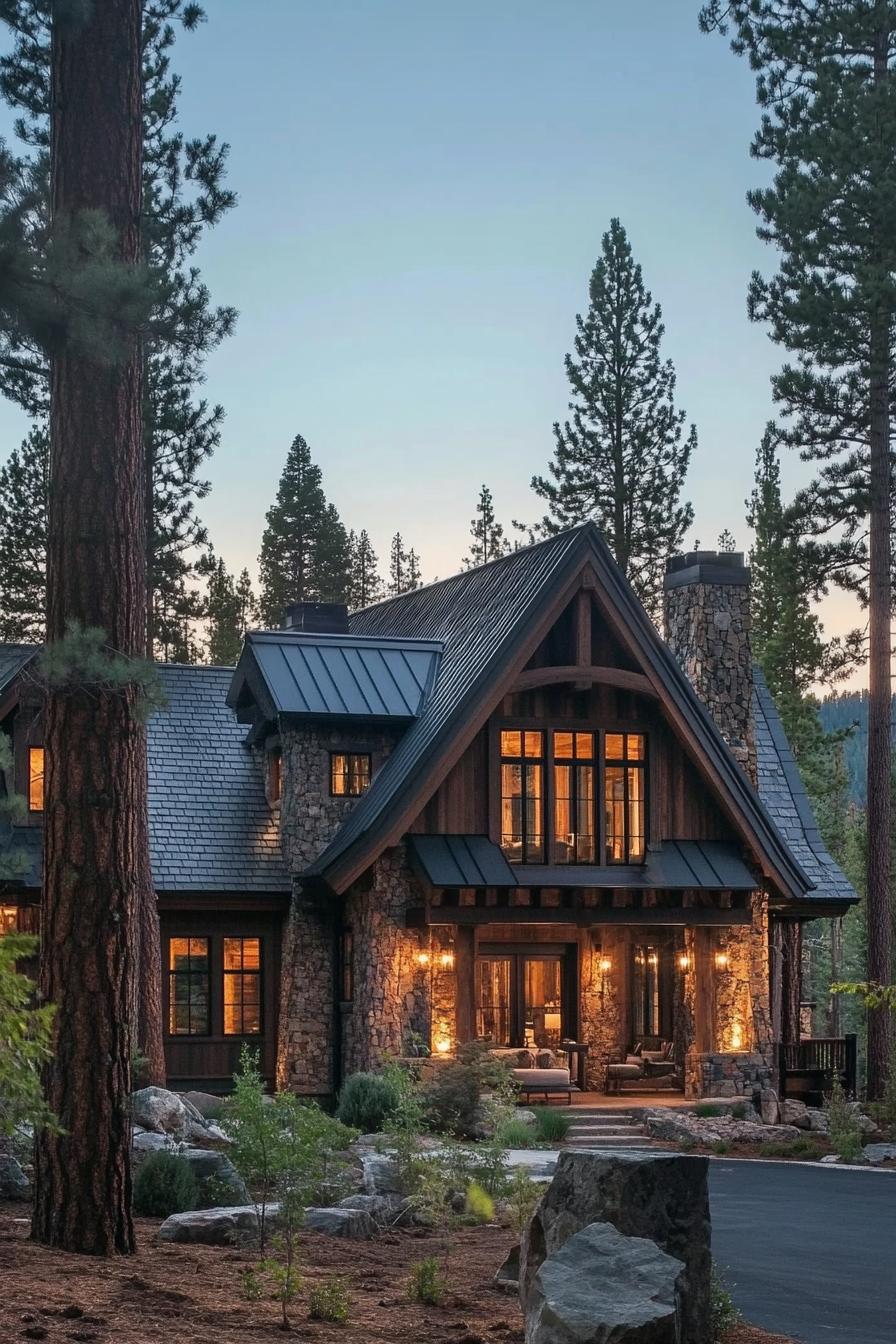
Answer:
top-left (710, 1161), bottom-right (896, 1344)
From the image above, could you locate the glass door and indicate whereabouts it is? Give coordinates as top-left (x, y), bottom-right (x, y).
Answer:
top-left (524, 956), bottom-right (564, 1047)
top-left (475, 956), bottom-right (513, 1044)
top-left (476, 948), bottom-right (570, 1047)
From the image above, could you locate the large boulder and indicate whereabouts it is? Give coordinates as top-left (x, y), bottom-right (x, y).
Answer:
top-left (132, 1130), bottom-right (174, 1159)
top-left (781, 1100), bottom-right (810, 1129)
top-left (0, 1153), bottom-right (30, 1201)
top-left (643, 1109), bottom-right (800, 1147)
top-left (525, 1221), bottom-right (684, 1344)
top-left (304, 1206), bottom-right (376, 1239)
top-left (863, 1143), bottom-right (896, 1165)
top-left (180, 1090), bottom-right (226, 1119)
top-left (338, 1192), bottom-right (415, 1227)
top-left (521, 1150), bottom-right (710, 1344)
top-left (361, 1152), bottom-right (402, 1195)
top-left (177, 1148), bottom-right (250, 1205)
top-left (158, 1203), bottom-right (271, 1246)
top-left (132, 1086), bottom-right (188, 1136)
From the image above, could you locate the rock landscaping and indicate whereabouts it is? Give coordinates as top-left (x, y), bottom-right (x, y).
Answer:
top-left (644, 1108), bottom-right (802, 1147)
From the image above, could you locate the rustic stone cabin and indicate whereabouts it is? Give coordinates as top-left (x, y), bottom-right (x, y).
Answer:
top-left (0, 523), bottom-right (855, 1100)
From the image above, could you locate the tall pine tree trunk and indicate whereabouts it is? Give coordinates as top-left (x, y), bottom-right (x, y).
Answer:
top-left (32, 0), bottom-right (145, 1254)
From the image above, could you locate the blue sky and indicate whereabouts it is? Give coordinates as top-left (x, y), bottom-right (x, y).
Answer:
top-left (0, 1), bottom-right (863, 670)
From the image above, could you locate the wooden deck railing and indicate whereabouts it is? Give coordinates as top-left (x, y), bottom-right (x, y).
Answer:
top-left (778, 1034), bottom-right (858, 1101)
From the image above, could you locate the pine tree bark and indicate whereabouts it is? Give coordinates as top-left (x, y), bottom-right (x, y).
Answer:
top-left (31, 0), bottom-right (145, 1254)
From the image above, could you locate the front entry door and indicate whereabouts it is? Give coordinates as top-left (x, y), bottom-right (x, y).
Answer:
top-left (475, 946), bottom-right (571, 1048)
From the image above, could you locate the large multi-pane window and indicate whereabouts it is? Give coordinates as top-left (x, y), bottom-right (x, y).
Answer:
top-left (553, 731), bottom-right (595, 863)
top-left (223, 937), bottom-right (262, 1036)
top-left (168, 937), bottom-right (210, 1036)
top-left (330, 752), bottom-right (371, 797)
top-left (604, 732), bottom-right (646, 864)
top-left (28, 746), bottom-right (44, 812)
top-left (500, 730), bottom-right (545, 863)
top-left (632, 944), bottom-right (661, 1038)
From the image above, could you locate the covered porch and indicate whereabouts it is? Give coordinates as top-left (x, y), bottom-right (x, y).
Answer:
top-left (405, 834), bottom-right (771, 1099)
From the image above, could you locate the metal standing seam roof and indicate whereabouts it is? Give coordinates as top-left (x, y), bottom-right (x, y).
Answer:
top-left (306, 523), bottom-right (813, 901)
top-left (0, 644), bottom-right (38, 696)
top-left (228, 631), bottom-right (442, 720)
top-left (407, 835), bottom-right (758, 891)
top-left (753, 667), bottom-right (856, 906)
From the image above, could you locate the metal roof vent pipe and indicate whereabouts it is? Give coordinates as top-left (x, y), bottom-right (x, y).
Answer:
top-left (282, 601), bottom-right (350, 635)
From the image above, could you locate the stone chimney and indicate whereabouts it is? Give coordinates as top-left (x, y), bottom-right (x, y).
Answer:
top-left (663, 551), bottom-right (756, 786)
top-left (282, 601), bottom-right (350, 635)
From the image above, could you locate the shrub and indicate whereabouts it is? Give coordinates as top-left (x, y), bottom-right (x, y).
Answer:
top-left (408, 1256), bottom-right (445, 1306)
top-left (309, 1277), bottom-right (350, 1323)
top-left (336, 1069), bottom-right (403, 1133)
top-left (532, 1106), bottom-right (572, 1143)
top-left (494, 1117), bottom-right (535, 1149)
top-left (825, 1076), bottom-right (864, 1163)
top-left (423, 1061), bottom-right (482, 1136)
top-left (710, 1140), bottom-right (730, 1155)
top-left (730, 1102), bottom-right (748, 1120)
top-left (759, 1137), bottom-right (824, 1161)
top-left (505, 1165), bottom-right (541, 1237)
top-left (710, 1263), bottom-right (741, 1342)
top-left (0, 931), bottom-right (57, 1137)
top-left (133, 1151), bottom-right (198, 1217)
top-left (694, 1103), bottom-right (724, 1118)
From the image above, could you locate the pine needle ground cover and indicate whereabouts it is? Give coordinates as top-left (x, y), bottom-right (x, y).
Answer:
top-left (0, 1203), bottom-right (794, 1344)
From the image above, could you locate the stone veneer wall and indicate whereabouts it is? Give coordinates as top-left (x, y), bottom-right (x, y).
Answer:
top-left (276, 725), bottom-right (402, 1094)
top-left (580, 931), bottom-right (626, 1090)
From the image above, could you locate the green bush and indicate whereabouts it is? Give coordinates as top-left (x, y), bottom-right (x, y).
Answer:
top-left (758, 1137), bottom-right (824, 1161)
top-left (336, 1070), bottom-right (404, 1133)
top-left (133, 1151), bottom-right (198, 1217)
top-left (825, 1076), bottom-right (864, 1163)
top-left (309, 1277), bottom-right (350, 1323)
top-left (709, 1140), bottom-right (730, 1155)
top-left (730, 1102), bottom-right (748, 1120)
top-left (494, 1117), bottom-right (535, 1149)
top-left (710, 1263), bottom-right (740, 1342)
top-left (407, 1256), bottom-right (445, 1305)
top-left (532, 1106), bottom-right (572, 1143)
top-left (694, 1103), bottom-right (724, 1118)
top-left (423, 1061), bottom-right (482, 1136)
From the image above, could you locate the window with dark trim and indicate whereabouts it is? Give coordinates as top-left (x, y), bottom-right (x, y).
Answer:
top-left (330, 752), bottom-right (371, 797)
top-left (604, 732), bottom-right (646, 863)
top-left (223, 937), bottom-right (263, 1035)
top-left (632, 944), bottom-right (661, 1038)
top-left (553, 731), bottom-right (596, 863)
top-left (499, 730), bottom-right (544, 863)
top-left (268, 751), bottom-right (282, 804)
top-left (168, 936), bottom-right (210, 1035)
top-left (28, 746), bottom-right (44, 812)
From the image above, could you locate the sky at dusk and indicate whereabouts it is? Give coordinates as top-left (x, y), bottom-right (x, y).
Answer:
top-left (0, 1), bottom-right (866, 680)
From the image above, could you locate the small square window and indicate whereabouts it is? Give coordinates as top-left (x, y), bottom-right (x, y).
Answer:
top-left (28, 746), bottom-right (44, 812)
top-left (330, 752), bottom-right (371, 797)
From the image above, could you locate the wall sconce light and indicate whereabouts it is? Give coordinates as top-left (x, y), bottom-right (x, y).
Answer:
top-left (439, 943), bottom-right (455, 970)
top-left (416, 950), bottom-right (430, 968)
top-left (678, 952), bottom-right (691, 972)
top-left (648, 951), bottom-right (658, 968)
top-left (714, 951), bottom-right (729, 971)
top-left (435, 1037), bottom-right (452, 1055)
top-left (599, 956), bottom-right (612, 974)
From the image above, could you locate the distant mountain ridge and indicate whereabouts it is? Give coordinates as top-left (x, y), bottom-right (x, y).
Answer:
top-left (817, 690), bottom-right (896, 806)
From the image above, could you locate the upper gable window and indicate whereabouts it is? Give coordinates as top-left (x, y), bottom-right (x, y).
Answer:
top-left (330, 752), bottom-right (371, 797)
top-left (605, 732), bottom-right (646, 864)
top-left (500, 730), bottom-right (545, 863)
top-left (554, 731), bottom-right (596, 863)
top-left (28, 746), bottom-right (44, 812)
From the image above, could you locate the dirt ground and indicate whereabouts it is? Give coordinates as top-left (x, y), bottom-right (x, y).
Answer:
top-left (0, 1203), bottom-right (793, 1344)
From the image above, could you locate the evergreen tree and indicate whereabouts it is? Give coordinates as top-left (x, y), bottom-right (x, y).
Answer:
top-left (0, 1), bottom-right (236, 658)
top-left (388, 532), bottom-right (423, 596)
top-left (235, 567), bottom-right (257, 633)
top-left (406, 547), bottom-right (422, 590)
top-left (348, 529), bottom-right (384, 609)
top-left (205, 555), bottom-right (243, 665)
top-left (258, 434), bottom-right (351, 623)
top-left (464, 483), bottom-right (509, 568)
top-left (529, 218), bottom-right (696, 619)
top-left (0, 422), bottom-right (46, 640)
top-left (716, 528), bottom-right (737, 553)
top-left (702, 0), bottom-right (896, 1095)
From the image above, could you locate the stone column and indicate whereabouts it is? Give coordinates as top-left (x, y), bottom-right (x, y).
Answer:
top-left (580, 931), bottom-right (627, 1091)
top-left (276, 885), bottom-right (336, 1096)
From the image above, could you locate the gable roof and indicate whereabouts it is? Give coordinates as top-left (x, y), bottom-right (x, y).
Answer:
top-left (1, 660), bottom-right (290, 895)
top-left (227, 630), bottom-right (441, 722)
top-left (0, 644), bottom-right (38, 698)
top-left (753, 668), bottom-right (855, 908)
top-left (306, 523), bottom-right (814, 901)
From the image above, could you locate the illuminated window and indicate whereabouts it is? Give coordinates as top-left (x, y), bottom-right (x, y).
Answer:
top-left (604, 732), bottom-right (646, 863)
top-left (28, 746), bottom-right (44, 812)
top-left (168, 937), bottom-right (210, 1036)
top-left (499, 730), bottom-right (544, 863)
top-left (330, 752), bottom-right (371, 797)
top-left (1, 905), bottom-right (19, 934)
top-left (268, 751), bottom-right (282, 803)
top-left (632, 944), bottom-right (662, 1039)
top-left (223, 937), bottom-right (262, 1036)
top-left (553, 731), bottom-right (595, 863)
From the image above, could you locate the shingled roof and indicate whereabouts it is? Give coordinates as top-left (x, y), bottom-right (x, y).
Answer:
top-left (306, 523), bottom-right (815, 902)
top-left (754, 667), bottom-right (855, 907)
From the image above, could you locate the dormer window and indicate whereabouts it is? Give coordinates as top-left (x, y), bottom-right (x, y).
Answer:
top-left (330, 752), bottom-right (371, 797)
top-left (28, 746), bottom-right (44, 812)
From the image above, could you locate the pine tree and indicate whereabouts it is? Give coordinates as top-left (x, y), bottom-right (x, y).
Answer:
top-left (703, 0), bottom-right (896, 1096)
top-left (464, 483), bottom-right (509, 568)
top-left (529, 219), bottom-right (696, 620)
top-left (406, 547), bottom-right (422, 590)
top-left (235, 567), bottom-right (257, 633)
top-left (258, 435), bottom-right (351, 623)
top-left (205, 555), bottom-right (243, 665)
top-left (348, 529), bottom-right (384, 609)
top-left (0, 423), bottom-right (47, 641)
top-left (716, 528), bottom-right (737, 553)
top-left (0, 1), bottom-right (237, 658)
top-left (387, 532), bottom-right (423, 596)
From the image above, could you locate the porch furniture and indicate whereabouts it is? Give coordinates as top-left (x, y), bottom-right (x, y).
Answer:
top-left (489, 1046), bottom-right (578, 1103)
top-left (561, 1040), bottom-right (590, 1091)
top-left (606, 1040), bottom-right (678, 1093)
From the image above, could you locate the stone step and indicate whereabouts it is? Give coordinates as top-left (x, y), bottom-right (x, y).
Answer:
top-left (564, 1136), bottom-right (651, 1147)
top-left (566, 1127), bottom-right (642, 1138)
